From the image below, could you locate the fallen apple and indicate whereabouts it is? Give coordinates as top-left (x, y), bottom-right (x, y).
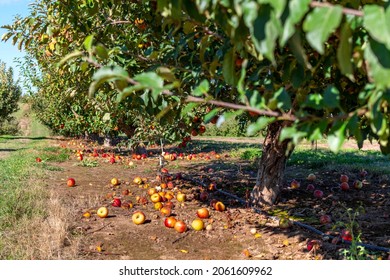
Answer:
top-left (340, 174), bottom-right (349, 183)
top-left (67, 178), bottom-right (76, 187)
top-left (176, 192), bottom-right (186, 202)
top-left (191, 218), bottom-right (204, 231)
top-left (160, 206), bottom-right (172, 217)
top-left (340, 182), bottom-right (350, 191)
top-left (313, 189), bottom-right (324, 198)
top-left (307, 173), bottom-right (316, 181)
top-left (341, 229), bottom-right (353, 241)
top-left (353, 180), bottom-right (363, 189)
top-left (214, 201), bottom-right (226, 212)
top-left (150, 193), bottom-right (162, 203)
top-left (196, 208), bottom-right (210, 219)
top-left (306, 184), bottom-right (315, 192)
top-left (111, 178), bottom-right (119, 186)
top-left (132, 211), bottom-right (146, 225)
top-left (154, 202), bottom-right (163, 210)
top-left (290, 179), bottom-right (300, 189)
top-left (278, 217), bottom-right (291, 229)
top-left (319, 214), bottom-right (332, 224)
top-left (112, 198), bottom-right (122, 207)
top-left (164, 216), bottom-right (177, 228)
top-left (133, 176), bottom-right (143, 185)
top-left (174, 220), bottom-right (187, 233)
top-left (97, 206), bottom-right (109, 218)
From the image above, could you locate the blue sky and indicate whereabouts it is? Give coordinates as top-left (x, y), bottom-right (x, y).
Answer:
top-left (0, 0), bottom-right (32, 81)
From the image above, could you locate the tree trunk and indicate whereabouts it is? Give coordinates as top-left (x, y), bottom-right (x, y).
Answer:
top-left (250, 121), bottom-right (294, 206)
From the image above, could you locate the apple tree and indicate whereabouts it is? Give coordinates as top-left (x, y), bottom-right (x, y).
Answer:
top-left (5, 0), bottom-right (390, 206)
top-left (0, 61), bottom-right (21, 132)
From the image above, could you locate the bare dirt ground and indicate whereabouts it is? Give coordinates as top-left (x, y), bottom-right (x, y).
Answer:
top-left (38, 137), bottom-right (389, 260)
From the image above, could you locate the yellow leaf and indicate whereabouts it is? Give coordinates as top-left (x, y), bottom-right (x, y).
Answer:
top-left (180, 249), bottom-right (189, 254)
top-left (254, 233), bottom-right (262, 238)
top-left (96, 246), bottom-right (102, 252)
top-left (242, 249), bottom-right (251, 258)
top-left (282, 239), bottom-right (289, 246)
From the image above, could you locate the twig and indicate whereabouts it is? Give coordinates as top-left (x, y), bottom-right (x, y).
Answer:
top-left (86, 222), bottom-right (112, 234)
top-left (172, 231), bottom-right (191, 244)
top-left (310, 1), bottom-right (364, 17)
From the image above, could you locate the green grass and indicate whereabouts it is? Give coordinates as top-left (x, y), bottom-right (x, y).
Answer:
top-left (0, 138), bottom-right (72, 259)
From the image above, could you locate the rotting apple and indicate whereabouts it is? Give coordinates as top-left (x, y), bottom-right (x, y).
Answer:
top-left (319, 214), bottom-right (332, 224)
top-left (353, 180), bottom-right (363, 189)
top-left (196, 208), bottom-right (210, 219)
top-left (97, 206), bottom-right (109, 218)
top-left (214, 201), bottom-right (226, 212)
top-left (160, 206), bottom-right (172, 217)
top-left (278, 217), bottom-right (291, 229)
top-left (174, 220), bottom-right (187, 233)
top-left (191, 218), bottom-right (204, 231)
top-left (290, 179), bottom-right (300, 189)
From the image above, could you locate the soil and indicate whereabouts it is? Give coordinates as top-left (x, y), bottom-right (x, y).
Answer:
top-left (41, 138), bottom-right (390, 260)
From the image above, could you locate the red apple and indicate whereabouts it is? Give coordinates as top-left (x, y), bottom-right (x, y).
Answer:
top-left (306, 184), bottom-right (315, 192)
top-left (191, 218), bottom-right (204, 231)
top-left (132, 211), bottom-right (146, 225)
top-left (196, 208), bottom-right (210, 219)
top-left (359, 169), bottom-right (368, 178)
top-left (67, 178), bottom-right (76, 187)
top-left (341, 229), bottom-right (353, 241)
top-left (319, 214), bottom-right (332, 224)
top-left (313, 189), bottom-right (324, 198)
top-left (307, 239), bottom-right (321, 251)
top-left (36, 157), bottom-right (42, 162)
top-left (164, 216), bottom-right (177, 228)
top-left (340, 174), bottom-right (349, 183)
top-left (340, 182), bottom-right (350, 191)
top-left (174, 220), bottom-right (187, 233)
top-left (199, 191), bottom-right (209, 202)
top-left (112, 198), bottom-right (121, 207)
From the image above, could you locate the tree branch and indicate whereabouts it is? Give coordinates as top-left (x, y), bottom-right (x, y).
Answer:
top-left (310, 1), bottom-right (364, 17)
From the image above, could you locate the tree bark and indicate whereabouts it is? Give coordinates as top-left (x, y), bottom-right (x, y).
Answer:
top-left (250, 121), bottom-right (294, 206)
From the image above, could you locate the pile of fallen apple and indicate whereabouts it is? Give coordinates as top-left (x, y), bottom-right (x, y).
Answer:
top-left (68, 167), bottom-right (227, 234)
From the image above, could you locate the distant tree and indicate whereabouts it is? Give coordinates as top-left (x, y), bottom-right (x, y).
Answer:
top-left (0, 61), bottom-right (21, 131)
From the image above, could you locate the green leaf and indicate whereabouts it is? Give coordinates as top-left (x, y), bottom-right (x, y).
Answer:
top-left (246, 117), bottom-right (275, 136)
top-left (323, 86), bottom-right (340, 109)
top-left (95, 44), bottom-right (108, 60)
top-left (364, 39), bottom-right (390, 88)
top-left (280, 126), bottom-right (307, 144)
top-left (222, 48), bottom-right (238, 85)
top-left (269, 88), bottom-right (292, 110)
top-left (192, 80), bottom-right (209, 97)
top-left (304, 93), bottom-right (323, 110)
top-left (57, 50), bottom-right (83, 67)
top-left (281, 0), bottom-right (311, 45)
top-left (156, 67), bottom-right (176, 82)
top-left (337, 22), bottom-right (354, 80)
top-left (327, 121), bottom-right (348, 153)
top-left (303, 6), bottom-right (343, 54)
top-left (259, 0), bottom-right (287, 18)
top-left (83, 35), bottom-right (94, 54)
top-left (288, 32), bottom-right (311, 69)
top-left (363, 5), bottom-right (390, 49)
top-left (89, 66), bottom-right (129, 96)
